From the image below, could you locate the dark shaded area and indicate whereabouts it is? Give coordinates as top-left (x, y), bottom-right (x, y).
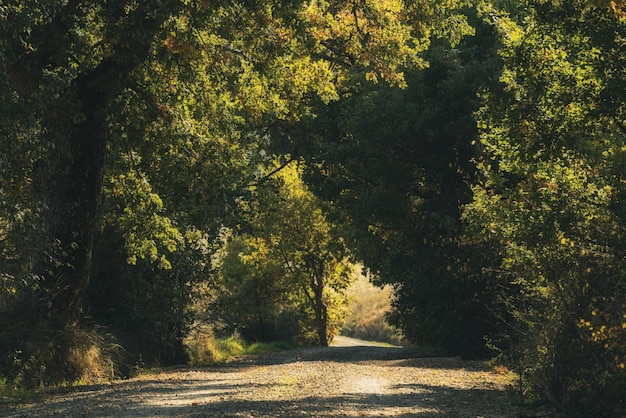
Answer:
top-left (287, 14), bottom-right (506, 360)
top-left (247, 345), bottom-right (421, 365)
top-left (88, 227), bottom-right (191, 370)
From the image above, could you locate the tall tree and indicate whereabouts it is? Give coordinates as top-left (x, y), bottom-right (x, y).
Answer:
top-left (465, 0), bottom-right (626, 413)
top-left (294, 13), bottom-right (503, 357)
top-left (4, 1), bottom-right (191, 322)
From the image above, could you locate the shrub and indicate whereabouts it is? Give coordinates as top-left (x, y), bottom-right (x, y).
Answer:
top-left (0, 316), bottom-right (120, 389)
top-left (185, 327), bottom-right (297, 365)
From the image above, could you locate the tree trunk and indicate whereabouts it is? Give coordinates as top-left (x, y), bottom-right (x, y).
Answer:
top-left (312, 261), bottom-right (328, 347)
top-left (25, 38), bottom-right (163, 323)
top-left (315, 300), bottom-right (328, 347)
top-left (17, 1), bottom-right (178, 324)
top-left (27, 69), bottom-right (113, 322)
top-left (2, 3), bottom-right (182, 387)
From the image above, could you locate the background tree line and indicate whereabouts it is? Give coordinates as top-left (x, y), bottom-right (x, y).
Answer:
top-left (1, 0), bottom-right (625, 415)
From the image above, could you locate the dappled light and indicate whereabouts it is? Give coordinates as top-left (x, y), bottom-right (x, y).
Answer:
top-left (1, 0), bottom-right (625, 416)
top-left (1, 340), bottom-right (522, 417)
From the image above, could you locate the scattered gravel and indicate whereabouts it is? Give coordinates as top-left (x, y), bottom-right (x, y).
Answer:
top-left (0, 337), bottom-right (537, 417)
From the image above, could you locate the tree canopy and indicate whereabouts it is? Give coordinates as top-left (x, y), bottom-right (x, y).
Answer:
top-left (1, 0), bottom-right (626, 414)
top-left (295, 12), bottom-right (503, 357)
top-left (0, 0), bottom-right (470, 385)
top-left (464, 1), bottom-right (626, 413)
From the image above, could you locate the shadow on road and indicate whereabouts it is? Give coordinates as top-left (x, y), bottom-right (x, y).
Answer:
top-left (232, 343), bottom-right (481, 372)
top-left (0, 338), bottom-right (524, 418)
top-left (2, 378), bottom-right (517, 417)
top-left (255, 344), bottom-right (419, 364)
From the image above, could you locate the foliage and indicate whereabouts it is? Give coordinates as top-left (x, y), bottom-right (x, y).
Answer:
top-left (297, 13), bottom-right (503, 358)
top-left (0, 318), bottom-right (119, 389)
top-left (8, 4), bottom-right (625, 412)
top-left (208, 233), bottom-right (306, 343)
top-left (87, 227), bottom-right (208, 369)
top-left (208, 160), bottom-right (354, 346)
top-left (185, 326), bottom-right (296, 366)
top-left (340, 269), bottom-right (404, 345)
top-left (465, 0), bottom-right (626, 414)
top-left (1, 0), bottom-right (457, 386)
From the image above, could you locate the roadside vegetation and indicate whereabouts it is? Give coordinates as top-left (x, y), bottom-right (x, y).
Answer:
top-left (340, 270), bottom-right (405, 347)
top-left (184, 327), bottom-right (299, 366)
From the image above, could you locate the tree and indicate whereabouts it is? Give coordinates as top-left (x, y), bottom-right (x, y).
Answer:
top-left (1, 0), bottom-right (189, 385)
top-left (465, 0), bottom-right (626, 413)
top-left (211, 160), bottom-right (353, 346)
top-left (0, 0), bottom-right (489, 385)
top-left (210, 234), bottom-right (296, 342)
top-left (0, 1), bottom-right (183, 321)
top-left (293, 12), bottom-right (503, 357)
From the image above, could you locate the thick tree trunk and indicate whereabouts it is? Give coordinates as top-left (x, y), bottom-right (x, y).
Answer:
top-left (315, 300), bottom-right (328, 347)
top-left (28, 71), bottom-right (109, 322)
top-left (301, 253), bottom-right (330, 347)
top-left (25, 41), bottom-right (160, 322)
top-left (2, 3), bottom-right (182, 387)
top-left (18, 3), bottom-right (175, 324)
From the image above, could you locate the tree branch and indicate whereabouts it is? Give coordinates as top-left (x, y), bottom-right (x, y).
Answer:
top-left (244, 157), bottom-right (297, 189)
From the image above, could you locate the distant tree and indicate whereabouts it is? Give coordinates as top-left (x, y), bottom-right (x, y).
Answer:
top-left (210, 233), bottom-right (307, 342)
top-left (211, 160), bottom-right (353, 346)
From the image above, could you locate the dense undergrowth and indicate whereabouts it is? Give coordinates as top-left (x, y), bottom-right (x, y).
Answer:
top-left (0, 328), bottom-right (298, 400)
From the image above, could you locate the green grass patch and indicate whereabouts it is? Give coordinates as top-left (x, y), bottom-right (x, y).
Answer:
top-left (0, 375), bottom-right (42, 404)
top-left (0, 376), bottom-right (13, 398)
top-left (185, 327), bottom-right (300, 365)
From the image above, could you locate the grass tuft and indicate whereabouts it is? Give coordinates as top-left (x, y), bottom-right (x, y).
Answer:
top-left (0, 317), bottom-right (121, 394)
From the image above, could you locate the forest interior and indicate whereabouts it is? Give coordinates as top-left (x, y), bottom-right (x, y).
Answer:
top-left (1, 0), bottom-right (625, 416)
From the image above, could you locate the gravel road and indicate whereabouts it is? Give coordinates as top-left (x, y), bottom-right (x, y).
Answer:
top-left (0, 336), bottom-right (533, 417)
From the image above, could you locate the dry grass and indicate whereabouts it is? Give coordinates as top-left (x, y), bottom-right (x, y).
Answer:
top-left (341, 270), bottom-right (405, 345)
top-left (0, 319), bottom-right (120, 390)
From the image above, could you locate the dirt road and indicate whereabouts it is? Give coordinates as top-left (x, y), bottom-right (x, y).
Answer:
top-left (1, 337), bottom-right (530, 417)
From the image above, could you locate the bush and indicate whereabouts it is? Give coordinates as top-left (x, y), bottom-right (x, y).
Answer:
top-left (88, 227), bottom-right (196, 370)
top-left (0, 315), bottom-right (120, 389)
